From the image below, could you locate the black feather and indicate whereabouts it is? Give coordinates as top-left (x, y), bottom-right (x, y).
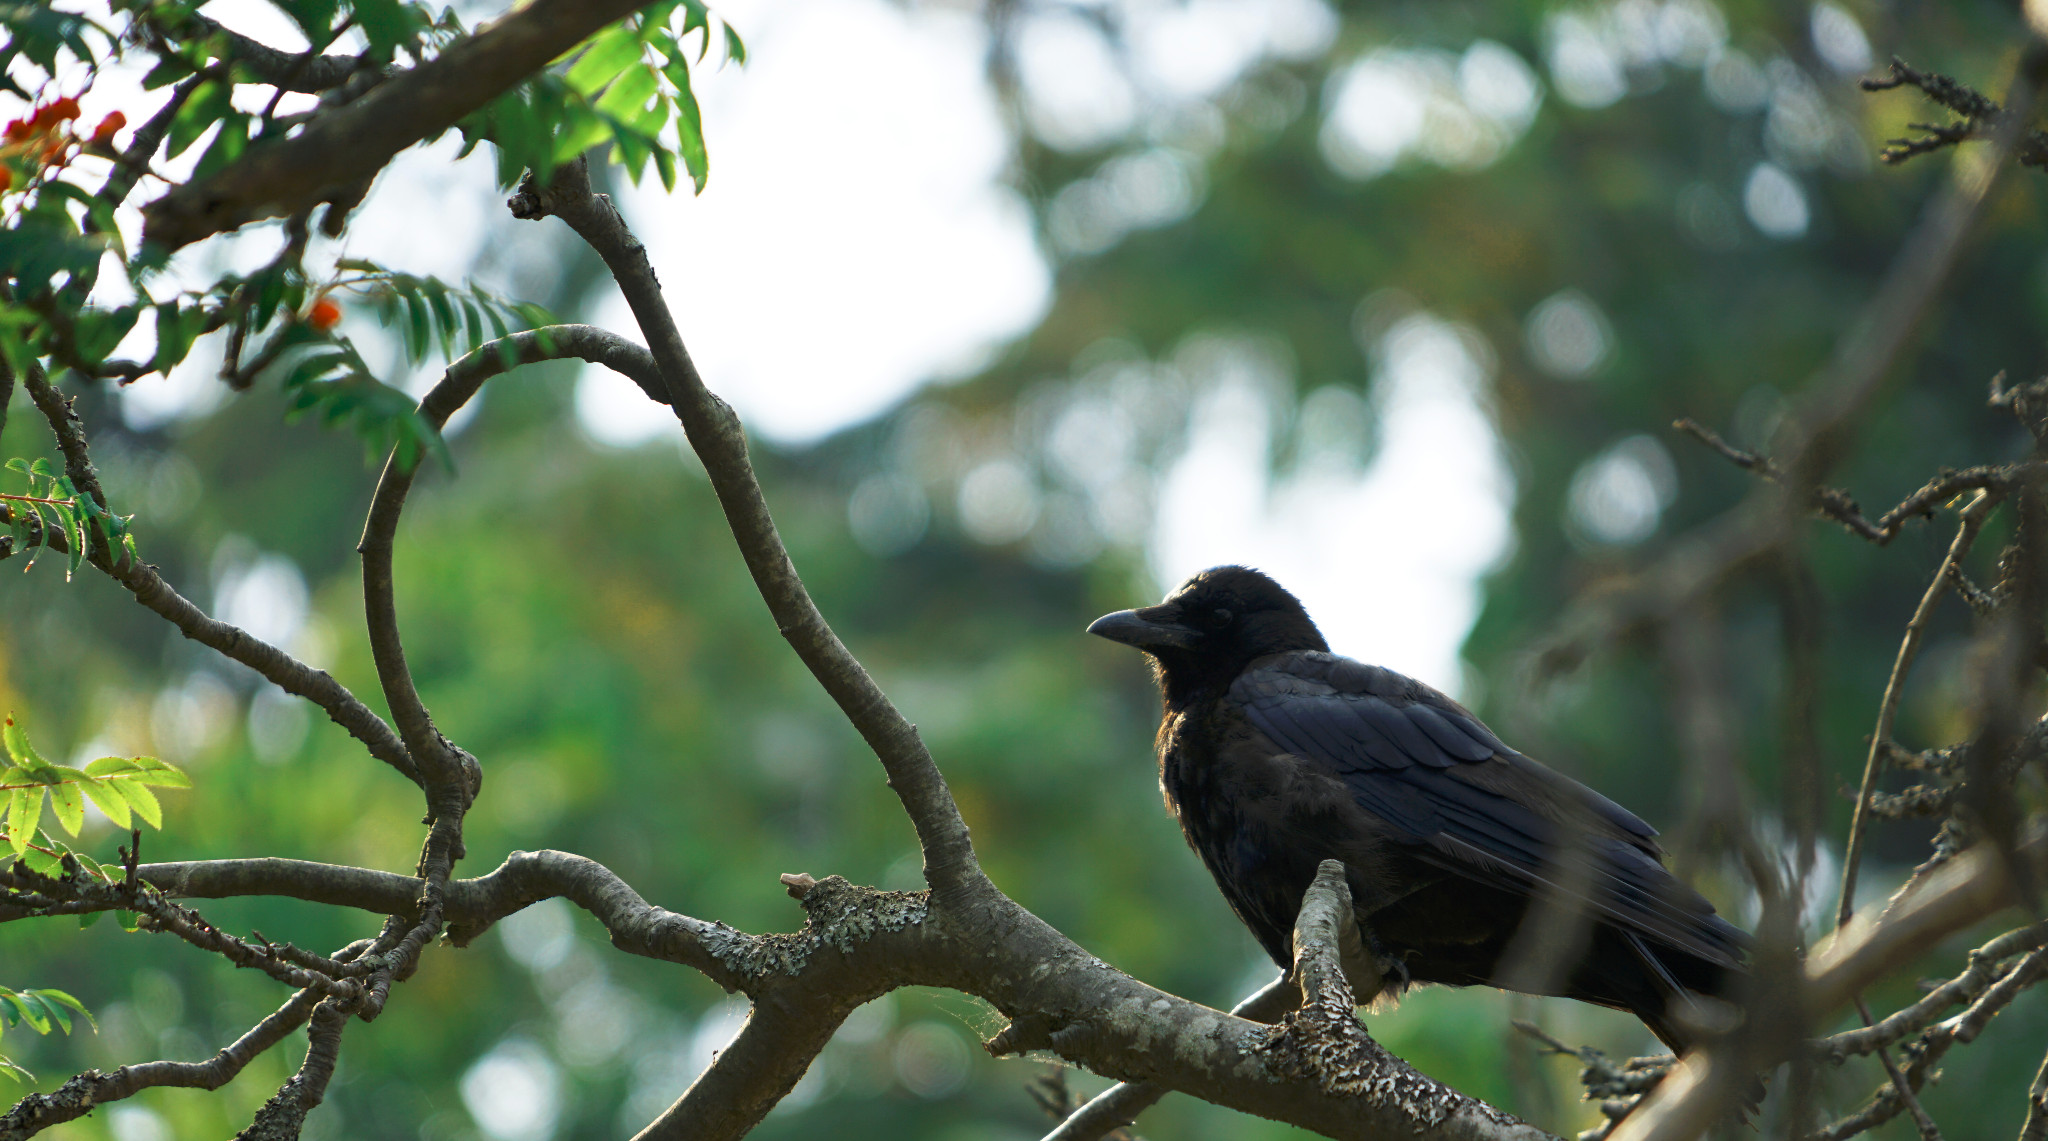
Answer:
top-left (1090, 565), bottom-right (1750, 1059)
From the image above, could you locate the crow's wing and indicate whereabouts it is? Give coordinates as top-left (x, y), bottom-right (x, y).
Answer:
top-left (1230, 650), bottom-right (1744, 970)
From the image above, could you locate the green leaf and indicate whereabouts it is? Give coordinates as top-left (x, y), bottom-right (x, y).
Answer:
top-left (724, 22), bottom-right (746, 65)
top-left (77, 775), bottom-right (128, 829)
top-left (192, 113), bottom-right (251, 181)
top-left (77, 910), bottom-right (101, 929)
top-left (112, 779), bottom-right (161, 829)
top-left (82, 756), bottom-right (138, 778)
top-left (1, 994), bottom-right (47, 1035)
top-left (73, 852), bottom-right (108, 882)
top-left (71, 305), bottom-right (140, 367)
top-left (115, 910), bottom-right (139, 932)
top-left (1, 716), bottom-right (38, 768)
top-left (565, 25), bottom-right (642, 96)
top-left (47, 781), bottom-right (81, 837)
top-left (165, 78), bottom-right (232, 159)
top-left (595, 62), bottom-right (661, 121)
top-left (17, 844), bottom-right (59, 877)
top-left (274, 0), bottom-right (343, 44)
top-left (141, 54), bottom-right (196, 91)
top-left (355, 0), bottom-right (424, 58)
top-left (125, 757), bottom-right (191, 789)
top-left (152, 300), bottom-right (203, 373)
top-left (7, 787), bottom-right (39, 857)
top-left (33, 991), bottom-right (91, 1034)
top-left (663, 57), bottom-right (709, 193)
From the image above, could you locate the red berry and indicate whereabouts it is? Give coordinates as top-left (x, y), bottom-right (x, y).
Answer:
top-left (32, 97), bottom-right (80, 129)
top-left (308, 297), bottom-right (342, 331)
top-left (90, 111), bottom-right (126, 144)
top-left (0, 168), bottom-right (13, 194)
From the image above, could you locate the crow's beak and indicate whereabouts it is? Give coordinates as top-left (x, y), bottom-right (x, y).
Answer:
top-left (1087, 607), bottom-right (1200, 651)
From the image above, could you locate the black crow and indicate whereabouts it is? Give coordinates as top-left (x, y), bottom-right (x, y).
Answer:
top-left (1089, 565), bottom-right (1746, 1053)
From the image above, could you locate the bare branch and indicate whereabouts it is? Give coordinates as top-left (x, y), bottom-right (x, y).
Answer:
top-left (508, 160), bottom-right (985, 900)
top-left (16, 364), bottom-right (418, 781)
top-left (2020, 1046), bottom-right (2048, 1141)
top-left (633, 991), bottom-right (860, 1141)
top-left (1674, 420), bottom-right (2031, 547)
top-left (1861, 57), bottom-right (2048, 169)
top-left (1039, 974), bottom-right (1297, 1141)
top-left (1855, 995), bottom-right (1945, 1141)
top-left (1536, 42), bottom-right (2047, 677)
top-left (1612, 836), bottom-right (2048, 1141)
top-left (148, 11), bottom-right (368, 94)
top-left (0, 938), bottom-right (374, 1141)
top-left (357, 324), bottom-right (658, 787)
top-left (1817, 922), bottom-right (2048, 1059)
top-left (234, 995), bottom-right (353, 1141)
top-left (1836, 491), bottom-right (1997, 927)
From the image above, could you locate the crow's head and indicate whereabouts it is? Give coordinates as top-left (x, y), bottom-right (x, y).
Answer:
top-left (1088, 566), bottom-right (1328, 702)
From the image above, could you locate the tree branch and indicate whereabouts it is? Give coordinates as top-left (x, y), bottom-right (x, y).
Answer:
top-left (1817, 921), bottom-right (2048, 1060)
top-left (1836, 491), bottom-right (1996, 927)
top-left (507, 160), bottom-right (985, 902)
top-left (141, 0), bottom-right (667, 250)
top-left (1533, 41), bottom-right (2048, 679)
top-left (150, 11), bottom-right (368, 94)
top-left (17, 365), bottom-right (418, 782)
top-left (234, 994), bottom-right (353, 1141)
top-left (1039, 973), bottom-right (1298, 1141)
top-left (1612, 835), bottom-right (2048, 1141)
top-left (0, 938), bottom-right (373, 1141)
top-left (355, 324), bottom-right (657, 789)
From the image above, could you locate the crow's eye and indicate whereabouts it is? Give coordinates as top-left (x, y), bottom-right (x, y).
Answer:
top-left (1208, 607), bottom-right (1233, 629)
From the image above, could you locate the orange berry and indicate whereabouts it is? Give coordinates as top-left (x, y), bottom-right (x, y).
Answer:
top-left (308, 297), bottom-right (342, 331)
top-left (90, 111), bottom-right (125, 144)
top-left (2, 119), bottom-right (27, 143)
top-left (0, 168), bottom-right (13, 194)
top-left (32, 97), bottom-right (79, 129)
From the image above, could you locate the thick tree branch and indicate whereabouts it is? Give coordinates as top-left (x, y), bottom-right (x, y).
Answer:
top-left (141, 0), bottom-right (667, 250)
top-left (1040, 973), bottom-right (1298, 1141)
top-left (508, 160), bottom-right (985, 902)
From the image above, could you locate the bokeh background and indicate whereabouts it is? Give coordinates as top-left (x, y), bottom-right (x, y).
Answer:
top-left (3, 0), bottom-right (2046, 1138)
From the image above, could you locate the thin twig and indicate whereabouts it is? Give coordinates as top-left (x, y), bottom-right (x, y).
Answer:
top-left (1855, 996), bottom-right (1944, 1141)
top-left (2019, 1045), bottom-right (2048, 1141)
top-left (0, 939), bottom-right (373, 1141)
top-left (1836, 491), bottom-right (1997, 928)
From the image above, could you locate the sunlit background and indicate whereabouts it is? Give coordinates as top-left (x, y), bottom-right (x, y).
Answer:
top-left (12, 0), bottom-right (2047, 1139)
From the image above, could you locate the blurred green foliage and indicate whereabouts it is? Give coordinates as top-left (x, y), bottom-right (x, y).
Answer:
top-left (3, 0), bottom-right (2048, 1139)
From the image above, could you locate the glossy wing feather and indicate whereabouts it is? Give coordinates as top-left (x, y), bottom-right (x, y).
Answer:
top-left (1231, 651), bottom-right (1745, 970)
